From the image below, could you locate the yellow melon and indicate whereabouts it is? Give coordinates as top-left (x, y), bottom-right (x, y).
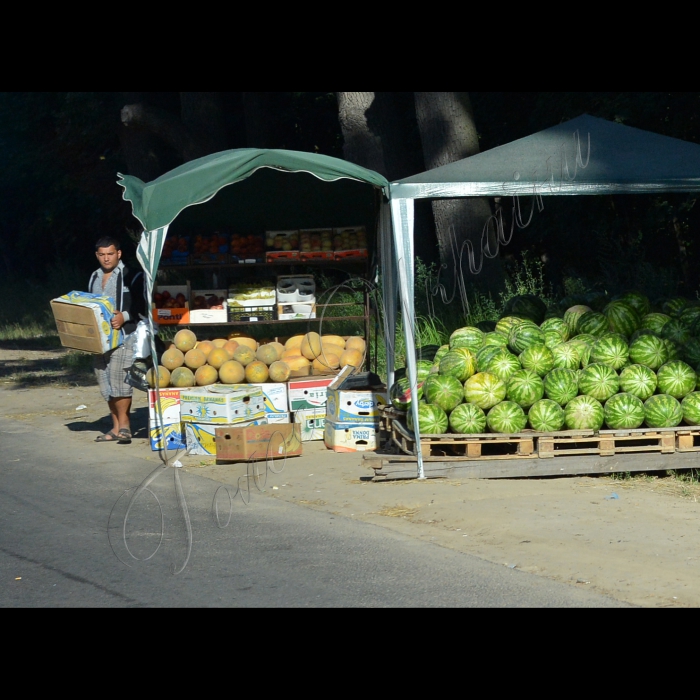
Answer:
top-left (268, 361), bottom-right (291, 383)
top-left (195, 364), bottom-right (218, 386)
top-left (340, 348), bottom-right (364, 368)
top-left (321, 342), bottom-right (345, 358)
top-left (232, 345), bottom-right (255, 367)
top-left (196, 340), bottom-right (214, 358)
top-left (184, 347), bottom-right (207, 370)
top-left (245, 360), bottom-right (269, 383)
top-left (173, 328), bottom-right (197, 353)
top-left (285, 355), bottom-right (311, 372)
top-left (313, 353), bottom-right (340, 371)
top-left (269, 341), bottom-right (285, 359)
top-left (224, 340), bottom-right (238, 360)
top-left (284, 335), bottom-right (305, 351)
top-left (212, 338), bottom-right (228, 349)
top-left (207, 347), bottom-right (230, 370)
top-left (345, 337), bottom-right (366, 353)
top-left (161, 347), bottom-right (185, 371)
top-left (281, 350), bottom-right (304, 364)
top-left (218, 360), bottom-right (246, 385)
top-left (322, 335), bottom-right (346, 349)
top-left (234, 337), bottom-right (258, 351)
top-left (146, 365), bottom-right (171, 388)
top-left (301, 331), bottom-right (322, 360)
top-left (256, 343), bottom-right (279, 365)
top-left (170, 366), bottom-right (195, 388)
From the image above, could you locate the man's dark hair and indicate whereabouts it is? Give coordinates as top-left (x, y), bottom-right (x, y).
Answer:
top-left (95, 236), bottom-right (121, 251)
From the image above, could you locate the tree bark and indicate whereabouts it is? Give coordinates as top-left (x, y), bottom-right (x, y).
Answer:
top-left (414, 92), bottom-right (503, 296)
top-left (118, 92), bottom-right (170, 182)
top-left (336, 92), bottom-right (387, 175)
top-left (180, 92), bottom-right (228, 158)
top-left (242, 92), bottom-right (285, 148)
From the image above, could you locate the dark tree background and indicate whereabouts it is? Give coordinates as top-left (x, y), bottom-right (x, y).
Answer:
top-left (1, 91), bottom-right (699, 299)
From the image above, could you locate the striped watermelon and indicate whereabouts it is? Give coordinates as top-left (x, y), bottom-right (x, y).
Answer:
top-left (495, 315), bottom-right (528, 338)
top-left (552, 343), bottom-right (580, 370)
top-left (585, 292), bottom-right (611, 311)
top-left (577, 311), bottom-right (609, 338)
top-left (577, 343), bottom-right (593, 368)
top-left (476, 320), bottom-right (498, 333)
top-left (564, 305), bottom-right (592, 335)
top-left (464, 372), bottom-right (507, 410)
top-left (448, 402), bottom-right (487, 434)
top-left (641, 313), bottom-right (672, 334)
top-left (543, 368), bottom-right (579, 406)
top-left (422, 374), bottom-right (464, 413)
top-left (544, 307), bottom-right (565, 320)
top-left (663, 338), bottom-right (680, 361)
top-left (662, 297), bottom-right (688, 317)
top-left (540, 317), bottom-right (570, 341)
top-left (578, 363), bottom-right (620, 401)
top-left (629, 328), bottom-right (656, 344)
top-left (619, 292), bottom-right (651, 317)
top-left (569, 333), bottom-right (597, 347)
top-left (603, 392), bottom-right (645, 429)
top-left (507, 323), bottom-right (545, 355)
top-left (433, 345), bottom-right (450, 363)
top-left (391, 377), bottom-right (423, 410)
top-left (509, 295), bottom-right (547, 324)
top-left (415, 360), bottom-right (434, 382)
top-left (590, 335), bottom-right (629, 370)
top-left (656, 360), bottom-right (697, 399)
top-left (407, 403), bottom-right (449, 434)
top-left (628, 334), bottom-right (668, 370)
top-left (544, 329), bottom-right (567, 349)
top-left (618, 364), bottom-right (658, 400)
top-left (482, 332), bottom-right (508, 348)
top-left (476, 345), bottom-right (507, 373)
top-left (486, 401), bottom-right (527, 434)
top-left (439, 349), bottom-right (476, 382)
top-left (678, 305), bottom-right (700, 330)
top-left (644, 394), bottom-right (683, 428)
top-left (564, 395), bottom-right (605, 430)
top-left (603, 300), bottom-right (640, 337)
top-left (506, 369), bottom-right (545, 409)
top-left (660, 319), bottom-right (691, 346)
top-left (449, 326), bottom-right (484, 352)
top-left (485, 350), bottom-right (522, 382)
top-left (682, 338), bottom-right (700, 368)
top-left (681, 392), bottom-right (700, 426)
top-left (528, 399), bottom-right (565, 432)
top-left (519, 344), bottom-right (554, 377)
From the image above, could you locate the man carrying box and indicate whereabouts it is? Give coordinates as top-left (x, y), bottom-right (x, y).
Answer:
top-left (89, 236), bottom-right (145, 444)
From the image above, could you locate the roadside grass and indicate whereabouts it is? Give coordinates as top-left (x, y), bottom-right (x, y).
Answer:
top-left (605, 469), bottom-right (700, 500)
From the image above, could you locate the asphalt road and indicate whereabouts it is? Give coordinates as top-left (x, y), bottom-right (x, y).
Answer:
top-left (0, 418), bottom-right (627, 607)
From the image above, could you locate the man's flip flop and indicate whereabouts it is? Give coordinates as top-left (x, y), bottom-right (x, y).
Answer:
top-left (117, 429), bottom-right (132, 444)
top-left (95, 431), bottom-right (119, 442)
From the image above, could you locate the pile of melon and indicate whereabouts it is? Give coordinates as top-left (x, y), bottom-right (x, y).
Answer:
top-left (146, 329), bottom-right (366, 389)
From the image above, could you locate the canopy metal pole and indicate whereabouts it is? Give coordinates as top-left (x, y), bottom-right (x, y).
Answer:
top-left (389, 196), bottom-right (425, 480)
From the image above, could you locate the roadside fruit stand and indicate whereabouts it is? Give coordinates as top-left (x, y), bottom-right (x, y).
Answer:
top-left (373, 114), bottom-right (700, 480)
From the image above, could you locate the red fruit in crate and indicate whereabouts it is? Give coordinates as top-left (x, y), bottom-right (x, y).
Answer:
top-left (176, 293), bottom-right (186, 305)
top-left (161, 290), bottom-right (171, 301)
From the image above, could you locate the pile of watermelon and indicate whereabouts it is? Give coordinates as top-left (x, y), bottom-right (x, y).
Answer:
top-left (391, 292), bottom-right (700, 436)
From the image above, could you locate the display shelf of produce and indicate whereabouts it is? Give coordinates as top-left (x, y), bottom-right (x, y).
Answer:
top-left (163, 259), bottom-right (368, 271)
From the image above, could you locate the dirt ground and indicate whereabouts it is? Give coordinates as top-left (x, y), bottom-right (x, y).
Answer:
top-left (3, 342), bottom-right (700, 608)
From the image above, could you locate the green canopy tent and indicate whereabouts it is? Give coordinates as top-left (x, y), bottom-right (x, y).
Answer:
top-left (386, 114), bottom-right (700, 478)
top-left (118, 148), bottom-right (395, 462)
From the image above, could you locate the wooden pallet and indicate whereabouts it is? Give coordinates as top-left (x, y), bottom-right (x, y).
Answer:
top-left (390, 415), bottom-right (537, 460)
top-left (675, 427), bottom-right (700, 452)
top-left (363, 449), bottom-right (700, 481)
top-left (538, 427), bottom-right (676, 458)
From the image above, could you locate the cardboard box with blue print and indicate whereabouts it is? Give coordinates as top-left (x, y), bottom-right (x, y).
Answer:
top-left (325, 367), bottom-right (388, 424)
top-left (180, 385), bottom-right (265, 424)
top-left (149, 420), bottom-right (186, 452)
top-left (50, 292), bottom-right (124, 354)
top-left (324, 420), bottom-right (379, 452)
top-left (294, 407), bottom-right (327, 441)
top-left (185, 417), bottom-right (267, 456)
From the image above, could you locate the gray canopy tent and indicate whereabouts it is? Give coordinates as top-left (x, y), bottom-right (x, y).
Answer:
top-left (384, 114), bottom-right (700, 478)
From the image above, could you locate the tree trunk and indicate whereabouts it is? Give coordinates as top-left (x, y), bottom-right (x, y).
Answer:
top-left (414, 92), bottom-right (504, 297)
top-left (336, 92), bottom-right (387, 174)
top-left (180, 92), bottom-right (228, 158)
top-left (118, 92), bottom-right (171, 182)
top-left (242, 92), bottom-right (285, 148)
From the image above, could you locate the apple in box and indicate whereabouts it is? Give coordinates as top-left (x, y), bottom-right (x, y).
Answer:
top-left (154, 290), bottom-right (187, 309)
